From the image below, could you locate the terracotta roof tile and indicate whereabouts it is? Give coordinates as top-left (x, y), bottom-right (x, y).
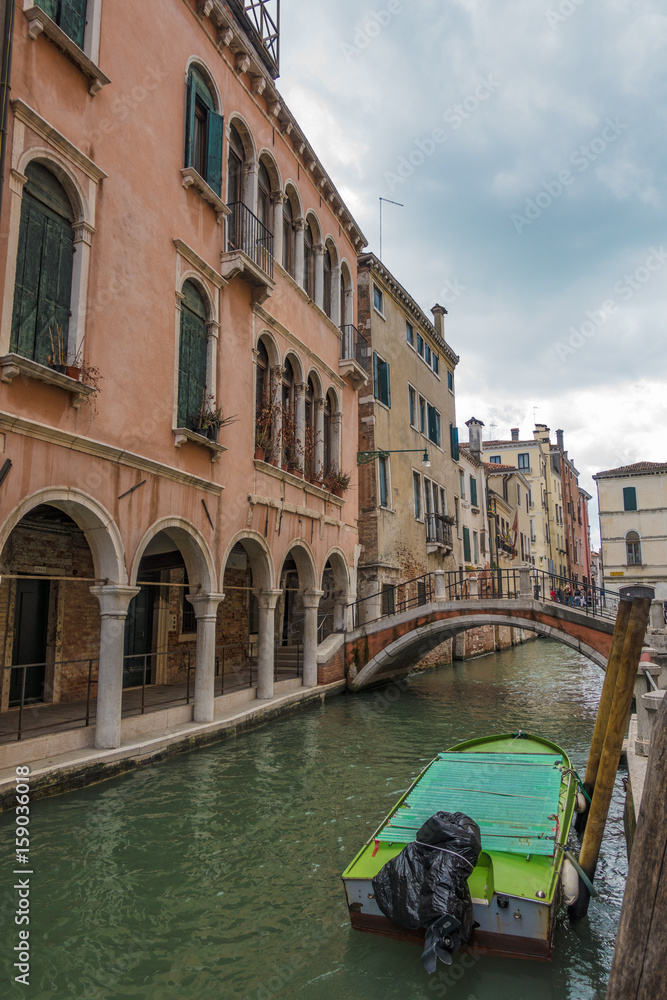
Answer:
top-left (594, 461), bottom-right (667, 478)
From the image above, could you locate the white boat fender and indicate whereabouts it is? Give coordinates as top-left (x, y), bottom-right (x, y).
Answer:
top-left (562, 858), bottom-right (579, 906)
top-left (575, 790), bottom-right (587, 814)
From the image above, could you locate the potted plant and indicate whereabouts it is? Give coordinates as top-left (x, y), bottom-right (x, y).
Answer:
top-left (280, 404), bottom-right (303, 473)
top-left (254, 397), bottom-right (274, 460)
top-left (323, 467), bottom-right (352, 497)
top-left (195, 392), bottom-right (237, 442)
top-left (48, 326), bottom-right (68, 374)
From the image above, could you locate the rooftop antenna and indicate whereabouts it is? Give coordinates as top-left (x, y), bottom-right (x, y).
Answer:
top-left (379, 197), bottom-right (403, 261)
top-left (489, 421), bottom-right (498, 440)
top-left (533, 406), bottom-right (538, 424)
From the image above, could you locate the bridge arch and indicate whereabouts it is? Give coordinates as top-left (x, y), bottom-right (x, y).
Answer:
top-left (348, 609), bottom-right (612, 690)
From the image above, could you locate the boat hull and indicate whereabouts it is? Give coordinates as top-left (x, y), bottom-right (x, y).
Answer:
top-left (341, 732), bottom-right (576, 962)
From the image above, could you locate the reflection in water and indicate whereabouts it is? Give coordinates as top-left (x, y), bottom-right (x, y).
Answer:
top-left (0, 640), bottom-right (625, 999)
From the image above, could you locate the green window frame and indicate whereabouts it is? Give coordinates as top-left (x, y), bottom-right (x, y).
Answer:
top-left (470, 475), bottom-right (478, 507)
top-left (623, 486), bottom-right (637, 511)
top-left (36, 0), bottom-right (87, 49)
top-left (378, 455), bottom-right (389, 508)
top-left (185, 67), bottom-right (224, 197)
top-left (177, 281), bottom-right (208, 431)
top-left (373, 352), bottom-right (391, 407)
top-left (11, 162), bottom-right (74, 366)
top-left (427, 403), bottom-right (440, 446)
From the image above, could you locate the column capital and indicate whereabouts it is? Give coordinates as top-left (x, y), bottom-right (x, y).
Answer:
top-left (295, 381), bottom-right (308, 398)
top-left (90, 584), bottom-right (140, 617)
top-left (272, 191), bottom-right (288, 205)
top-left (315, 398), bottom-right (326, 411)
top-left (313, 244), bottom-right (325, 256)
top-left (271, 364), bottom-right (286, 379)
top-left (258, 588), bottom-right (282, 611)
top-left (295, 218), bottom-right (306, 232)
top-left (187, 592), bottom-right (225, 619)
top-left (301, 589), bottom-right (324, 609)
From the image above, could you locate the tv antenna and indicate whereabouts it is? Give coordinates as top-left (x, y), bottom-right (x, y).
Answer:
top-left (379, 197), bottom-right (403, 261)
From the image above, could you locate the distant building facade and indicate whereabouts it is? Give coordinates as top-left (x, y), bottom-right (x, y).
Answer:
top-left (594, 462), bottom-right (667, 600)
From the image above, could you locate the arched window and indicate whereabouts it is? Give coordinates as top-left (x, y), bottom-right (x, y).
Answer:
top-left (626, 531), bottom-right (642, 566)
top-left (255, 338), bottom-right (271, 453)
top-left (340, 271), bottom-right (346, 329)
top-left (282, 197), bottom-right (295, 276)
top-left (305, 376), bottom-right (316, 479)
top-left (304, 220), bottom-right (315, 298)
top-left (323, 390), bottom-right (333, 473)
top-left (257, 160), bottom-right (272, 233)
top-left (11, 162), bottom-right (74, 366)
top-left (36, 0), bottom-right (86, 47)
top-left (323, 244), bottom-right (333, 319)
top-left (227, 123), bottom-right (245, 206)
top-left (185, 67), bottom-right (223, 195)
top-left (177, 281), bottom-right (208, 430)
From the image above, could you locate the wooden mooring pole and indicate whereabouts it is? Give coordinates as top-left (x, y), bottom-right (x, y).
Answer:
top-left (605, 692), bottom-right (667, 998)
top-left (569, 597), bottom-right (651, 920)
top-left (575, 598), bottom-right (633, 833)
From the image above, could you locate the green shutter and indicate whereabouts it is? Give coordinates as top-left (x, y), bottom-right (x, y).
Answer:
top-left (463, 526), bottom-right (471, 562)
top-left (59, 0), bottom-right (87, 48)
top-left (381, 359), bottom-right (391, 407)
top-left (177, 283), bottom-right (208, 430)
top-left (205, 111), bottom-right (224, 196)
top-left (623, 486), bottom-right (637, 511)
top-left (11, 189), bottom-right (73, 365)
top-left (428, 405), bottom-right (437, 443)
top-left (373, 352), bottom-right (379, 399)
top-left (185, 71), bottom-right (195, 168)
top-left (450, 424), bottom-right (459, 461)
top-left (35, 1), bottom-right (59, 22)
top-left (470, 476), bottom-right (478, 507)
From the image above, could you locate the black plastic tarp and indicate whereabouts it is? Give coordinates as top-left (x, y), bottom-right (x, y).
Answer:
top-left (372, 811), bottom-right (482, 972)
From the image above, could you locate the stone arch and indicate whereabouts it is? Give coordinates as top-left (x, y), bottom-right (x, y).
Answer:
top-left (220, 531), bottom-right (274, 593)
top-left (321, 546), bottom-right (350, 633)
top-left (255, 329), bottom-right (280, 367)
top-left (179, 269), bottom-right (218, 324)
top-left (257, 148), bottom-right (282, 194)
top-left (305, 209), bottom-right (323, 245)
top-left (324, 235), bottom-right (340, 267)
top-left (349, 613), bottom-right (609, 690)
top-left (0, 488), bottom-right (126, 584)
top-left (16, 147), bottom-right (89, 226)
top-left (130, 518), bottom-right (216, 595)
top-left (185, 56), bottom-right (223, 112)
top-left (283, 349), bottom-right (304, 385)
top-left (284, 180), bottom-right (303, 219)
top-left (306, 367), bottom-right (323, 398)
top-left (227, 112), bottom-right (257, 163)
top-left (340, 258), bottom-right (354, 327)
top-left (280, 540), bottom-right (317, 592)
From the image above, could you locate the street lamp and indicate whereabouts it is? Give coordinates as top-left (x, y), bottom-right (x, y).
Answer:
top-left (357, 448), bottom-right (431, 468)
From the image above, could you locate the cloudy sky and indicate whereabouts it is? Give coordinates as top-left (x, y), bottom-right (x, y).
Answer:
top-left (277, 0), bottom-right (667, 545)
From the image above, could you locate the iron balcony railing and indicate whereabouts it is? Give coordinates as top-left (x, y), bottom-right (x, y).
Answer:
top-left (426, 513), bottom-right (453, 547)
top-left (227, 201), bottom-right (274, 278)
top-left (340, 324), bottom-right (369, 371)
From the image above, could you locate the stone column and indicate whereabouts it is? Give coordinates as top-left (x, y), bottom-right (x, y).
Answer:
top-left (314, 244), bottom-right (325, 311)
top-left (295, 382), bottom-right (307, 472)
top-left (90, 584), bottom-right (140, 750)
top-left (650, 599), bottom-right (665, 630)
top-left (272, 193), bottom-right (286, 265)
top-left (70, 222), bottom-right (95, 359)
top-left (206, 320), bottom-right (220, 400)
top-left (330, 264), bottom-right (341, 328)
top-left (519, 566), bottom-right (532, 597)
top-left (333, 590), bottom-right (347, 632)
top-left (270, 364), bottom-right (284, 463)
top-left (434, 570), bottom-right (446, 601)
top-left (302, 589), bottom-right (324, 688)
top-left (257, 589), bottom-right (281, 699)
top-left (188, 593), bottom-right (225, 724)
top-left (343, 286), bottom-right (354, 327)
top-left (244, 159), bottom-right (258, 216)
top-left (331, 409), bottom-right (342, 471)
top-left (315, 398), bottom-right (325, 477)
top-left (295, 219), bottom-right (306, 287)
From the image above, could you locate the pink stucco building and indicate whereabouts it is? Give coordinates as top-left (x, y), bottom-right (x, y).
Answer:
top-left (0, 1), bottom-right (367, 751)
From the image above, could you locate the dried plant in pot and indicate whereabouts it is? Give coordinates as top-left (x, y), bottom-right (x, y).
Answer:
top-left (323, 467), bottom-right (352, 496)
top-left (195, 392), bottom-right (238, 442)
top-left (254, 397), bottom-right (275, 460)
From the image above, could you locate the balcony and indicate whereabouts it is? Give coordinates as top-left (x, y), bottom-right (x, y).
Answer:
top-left (221, 201), bottom-right (275, 303)
top-left (339, 324), bottom-right (369, 389)
top-left (426, 513), bottom-right (453, 553)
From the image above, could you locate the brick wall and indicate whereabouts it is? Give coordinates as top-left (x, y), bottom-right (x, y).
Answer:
top-left (318, 646), bottom-right (345, 684)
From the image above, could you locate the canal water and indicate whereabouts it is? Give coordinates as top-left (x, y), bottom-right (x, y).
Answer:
top-left (1, 638), bottom-right (626, 999)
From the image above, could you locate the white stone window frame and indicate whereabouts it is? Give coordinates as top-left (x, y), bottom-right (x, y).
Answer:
top-left (0, 100), bottom-right (106, 365)
top-left (21, 0), bottom-right (108, 95)
top-left (172, 240), bottom-right (227, 461)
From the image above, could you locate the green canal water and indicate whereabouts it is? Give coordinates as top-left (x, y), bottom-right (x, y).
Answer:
top-left (1, 638), bottom-right (626, 999)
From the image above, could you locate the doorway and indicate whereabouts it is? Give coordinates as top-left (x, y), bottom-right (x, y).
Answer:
top-left (9, 578), bottom-right (49, 705)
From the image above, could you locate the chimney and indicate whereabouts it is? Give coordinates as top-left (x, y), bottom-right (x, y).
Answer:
top-left (511, 428), bottom-right (519, 442)
top-left (431, 303), bottom-right (448, 339)
top-left (556, 429), bottom-right (564, 450)
top-left (465, 416), bottom-right (484, 461)
top-left (533, 423), bottom-right (550, 443)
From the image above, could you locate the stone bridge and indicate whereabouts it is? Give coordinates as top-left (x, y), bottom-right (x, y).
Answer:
top-left (345, 571), bottom-right (618, 690)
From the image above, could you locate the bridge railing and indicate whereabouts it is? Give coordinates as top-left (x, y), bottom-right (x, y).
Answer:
top-left (351, 573), bottom-right (435, 628)
top-left (349, 567), bottom-right (620, 629)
